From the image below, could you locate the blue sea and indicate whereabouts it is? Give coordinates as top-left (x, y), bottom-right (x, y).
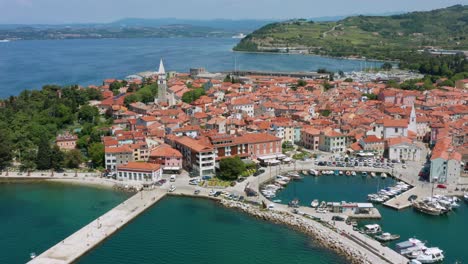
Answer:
top-left (0, 37), bottom-right (376, 97)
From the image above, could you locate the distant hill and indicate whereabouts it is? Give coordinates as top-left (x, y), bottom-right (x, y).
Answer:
top-left (110, 18), bottom-right (275, 32)
top-left (234, 5), bottom-right (468, 60)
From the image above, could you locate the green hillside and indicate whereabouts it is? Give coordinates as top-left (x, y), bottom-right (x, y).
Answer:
top-left (234, 5), bottom-right (468, 60)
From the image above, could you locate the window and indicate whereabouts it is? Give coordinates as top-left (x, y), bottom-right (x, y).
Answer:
top-left (395, 128), bottom-right (398, 133)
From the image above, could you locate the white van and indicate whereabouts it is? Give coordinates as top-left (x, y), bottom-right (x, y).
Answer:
top-left (170, 175), bottom-right (176, 182)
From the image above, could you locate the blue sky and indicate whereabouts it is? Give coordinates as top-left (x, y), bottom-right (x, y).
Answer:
top-left (0, 0), bottom-right (467, 24)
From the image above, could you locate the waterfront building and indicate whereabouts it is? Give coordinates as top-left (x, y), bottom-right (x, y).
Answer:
top-left (169, 136), bottom-right (216, 177)
top-left (148, 143), bottom-right (183, 173)
top-left (105, 146), bottom-right (134, 171)
top-left (117, 162), bottom-right (162, 183)
top-left (359, 135), bottom-right (385, 157)
top-left (387, 137), bottom-right (423, 162)
top-left (430, 137), bottom-right (462, 184)
top-left (300, 126), bottom-right (320, 151)
top-left (319, 129), bottom-right (347, 153)
top-left (55, 132), bottom-right (78, 151)
top-left (271, 121), bottom-right (296, 144)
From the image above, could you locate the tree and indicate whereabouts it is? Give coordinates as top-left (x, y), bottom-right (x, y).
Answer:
top-left (381, 62), bottom-right (393, 71)
top-left (50, 145), bottom-right (64, 170)
top-left (0, 129), bottom-right (12, 169)
top-left (344, 78), bottom-right (353, 82)
top-left (182, 88), bottom-right (205, 104)
top-left (320, 109), bottom-right (332, 117)
top-left (19, 149), bottom-right (37, 172)
top-left (63, 149), bottom-right (83, 169)
top-left (88, 142), bottom-right (104, 168)
top-left (36, 135), bottom-right (52, 170)
top-left (297, 79), bottom-right (307, 87)
top-left (362, 93), bottom-right (378, 100)
top-left (219, 157), bottom-right (246, 180)
top-left (78, 105), bottom-right (99, 124)
top-left (124, 94), bottom-right (139, 107)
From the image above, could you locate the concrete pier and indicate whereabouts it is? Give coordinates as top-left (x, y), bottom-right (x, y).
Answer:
top-left (29, 189), bottom-right (167, 264)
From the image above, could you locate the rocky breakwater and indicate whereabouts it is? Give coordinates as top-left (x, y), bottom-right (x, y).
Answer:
top-left (220, 200), bottom-right (374, 264)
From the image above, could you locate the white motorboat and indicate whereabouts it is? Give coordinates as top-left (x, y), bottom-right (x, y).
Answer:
top-left (363, 224), bottom-right (381, 234)
top-left (362, 172), bottom-right (368, 177)
top-left (396, 238), bottom-right (425, 253)
top-left (416, 247), bottom-right (444, 263)
top-left (30, 252), bottom-right (36, 259)
top-left (374, 232), bottom-right (400, 242)
top-left (370, 172), bottom-right (376, 177)
top-left (310, 199), bottom-right (319, 208)
top-left (464, 192), bottom-right (468, 202)
top-left (309, 169), bottom-right (319, 176)
top-left (0, 39), bottom-right (10, 43)
top-left (381, 173), bottom-right (387, 179)
top-left (351, 171), bottom-right (357, 176)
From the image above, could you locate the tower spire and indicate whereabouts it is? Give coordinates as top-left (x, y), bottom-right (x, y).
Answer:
top-left (158, 58), bottom-right (165, 74)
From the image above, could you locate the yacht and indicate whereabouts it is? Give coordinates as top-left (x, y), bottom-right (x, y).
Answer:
top-left (416, 247), bottom-right (444, 263)
top-left (374, 232), bottom-right (400, 242)
top-left (363, 224), bottom-right (381, 234)
top-left (0, 39), bottom-right (10, 43)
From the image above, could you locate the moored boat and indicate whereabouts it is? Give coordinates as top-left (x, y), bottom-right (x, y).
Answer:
top-left (371, 172), bottom-right (376, 177)
top-left (375, 232), bottom-right (400, 242)
top-left (363, 224), bottom-right (381, 234)
top-left (310, 199), bottom-right (319, 208)
top-left (416, 247), bottom-right (444, 263)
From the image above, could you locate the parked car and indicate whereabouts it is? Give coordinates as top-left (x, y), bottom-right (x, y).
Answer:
top-left (202, 175), bottom-right (212, 180)
top-left (237, 177), bottom-right (246, 183)
top-left (437, 184), bottom-right (447, 189)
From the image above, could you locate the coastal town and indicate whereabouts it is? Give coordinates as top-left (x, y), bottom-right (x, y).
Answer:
top-left (0, 56), bottom-right (460, 264)
top-left (2, 1), bottom-right (468, 264)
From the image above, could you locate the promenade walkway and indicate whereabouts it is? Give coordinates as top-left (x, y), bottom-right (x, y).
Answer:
top-left (29, 188), bottom-right (167, 264)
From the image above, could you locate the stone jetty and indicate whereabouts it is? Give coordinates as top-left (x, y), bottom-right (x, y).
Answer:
top-left (29, 188), bottom-right (167, 264)
top-left (221, 199), bottom-right (408, 264)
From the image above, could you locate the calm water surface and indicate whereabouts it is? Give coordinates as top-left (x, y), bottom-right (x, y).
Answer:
top-left (276, 173), bottom-right (468, 263)
top-left (0, 182), bottom-right (129, 264)
top-left (0, 38), bottom-right (378, 97)
top-left (80, 197), bottom-right (347, 264)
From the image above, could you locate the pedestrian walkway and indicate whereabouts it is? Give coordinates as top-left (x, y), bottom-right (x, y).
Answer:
top-left (29, 189), bottom-right (167, 264)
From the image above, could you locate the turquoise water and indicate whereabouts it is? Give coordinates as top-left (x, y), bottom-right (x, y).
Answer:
top-left (275, 174), bottom-right (468, 263)
top-left (0, 182), bottom-right (129, 264)
top-left (80, 197), bottom-right (347, 264)
top-left (0, 38), bottom-right (378, 97)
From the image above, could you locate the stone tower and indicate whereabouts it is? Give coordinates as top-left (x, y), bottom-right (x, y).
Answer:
top-left (156, 59), bottom-right (168, 105)
top-left (408, 104), bottom-right (417, 134)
